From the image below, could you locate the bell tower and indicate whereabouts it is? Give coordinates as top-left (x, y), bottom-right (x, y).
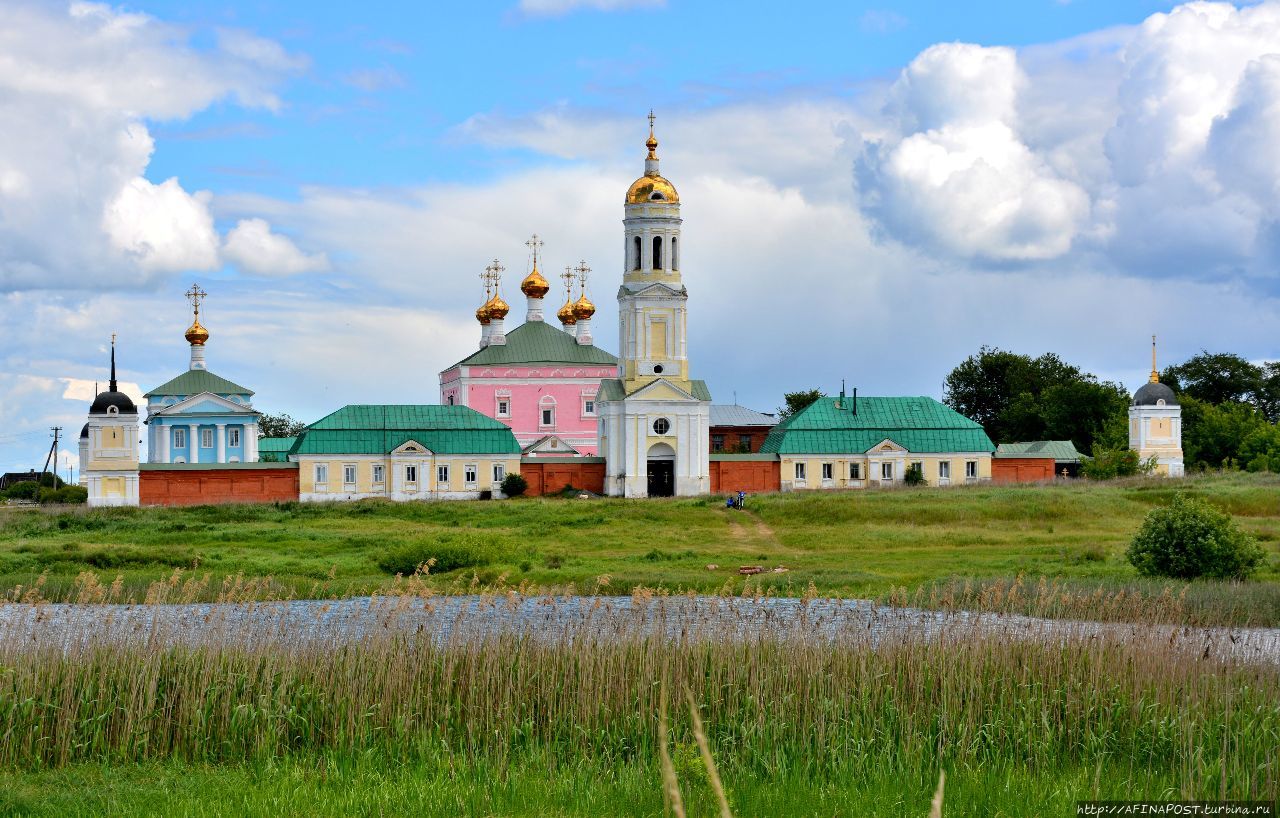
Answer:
top-left (598, 112), bottom-right (711, 497)
top-left (619, 110), bottom-right (688, 391)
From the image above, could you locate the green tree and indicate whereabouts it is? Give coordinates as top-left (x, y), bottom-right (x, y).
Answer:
top-left (777, 389), bottom-right (825, 420)
top-left (1256, 361), bottom-right (1280, 423)
top-left (1126, 493), bottom-right (1264, 580)
top-left (1179, 396), bottom-right (1269, 470)
top-left (1080, 447), bottom-right (1153, 480)
top-left (500, 472), bottom-right (528, 497)
top-left (259, 412), bottom-right (307, 439)
top-left (943, 347), bottom-right (1128, 452)
top-left (1239, 423), bottom-right (1280, 472)
top-left (1161, 351), bottom-right (1263, 408)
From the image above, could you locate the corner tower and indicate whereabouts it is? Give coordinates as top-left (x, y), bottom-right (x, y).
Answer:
top-left (83, 335), bottom-right (140, 507)
top-left (597, 113), bottom-right (711, 497)
top-left (1129, 336), bottom-right (1184, 477)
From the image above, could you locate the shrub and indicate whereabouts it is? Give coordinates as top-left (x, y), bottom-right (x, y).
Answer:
top-left (903, 464), bottom-right (925, 486)
top-left (52, 485), bottom-right (88, 504)
top-left (376, 534), bottom-right (509, 576)
top-left (3, 481), bottom-right (40, 501)
top-left (1126, 493), bottom-right (1265, 580)
top-left (500, 473), bottom-right (528, 498)
top-left (1082, 447), bottom-right (1156, 480)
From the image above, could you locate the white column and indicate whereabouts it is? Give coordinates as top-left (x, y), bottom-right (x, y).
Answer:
top-left (189, 424), bottom-right (197, 463)
top-left (246, 424), bottom-right (259, 462)
top-left (216, 423), bottom-right (226, 463)
top-left (159, 423), bottom-right (170, 463)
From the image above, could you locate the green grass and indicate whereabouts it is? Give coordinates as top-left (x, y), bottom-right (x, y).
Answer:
top-left (1, 472), bottom-right (1277, 623)
top-left (0, 754), bottom-right (1230, 817)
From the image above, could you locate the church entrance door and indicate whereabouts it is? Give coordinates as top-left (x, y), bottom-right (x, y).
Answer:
top-left (647, 459), bottom-right (674, 497)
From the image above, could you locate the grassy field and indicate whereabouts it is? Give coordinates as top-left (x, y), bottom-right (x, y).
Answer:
top-left (0, 594), bottom-right (1276, 816)
top-left (0, 472), bottom-right (1277, 622)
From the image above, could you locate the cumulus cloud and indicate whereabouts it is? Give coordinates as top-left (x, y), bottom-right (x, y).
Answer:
top-left (858, 43), bottom-right (1091, 261)
top-left (516, 0), bottom-right (664, 17)
top-left (222, 219), bottom-right (329, 276)
top-left (856, 2), bottom-right (1280, 280)
top-left (0, 1), bottom-right (304, 291)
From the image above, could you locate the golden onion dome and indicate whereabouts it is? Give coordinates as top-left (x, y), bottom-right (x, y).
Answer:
top-left (475, 302), bottom-right (492, 324)
top-left (572, 293), bottom-right (596, 320)
top-left (557, 299), bottom-right (577, 325)
top-left (625, 174), bottom-right (679, 205)
top-left (487, 294), bottom-right (510, 320)
top-left (184, 319), bottom-right (209, 346)
top-left (520, 265), bottom-right (551, 298)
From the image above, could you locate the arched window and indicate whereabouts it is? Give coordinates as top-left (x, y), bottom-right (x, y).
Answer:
top-left (653, 236), bottom-right (663, 270)
top-left (633, 236), bottom-right (642, 271)
top-left (671, 237), bottom-right (678, 270)
top-left (447, 395), bottom-right (454, 405)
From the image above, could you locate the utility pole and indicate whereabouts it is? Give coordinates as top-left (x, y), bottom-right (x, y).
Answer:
top-left (41, 427), bottom-right (61, 487)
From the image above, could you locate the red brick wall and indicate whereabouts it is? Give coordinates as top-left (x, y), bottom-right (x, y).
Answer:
top-left (140, 467), bottom-right (299, 506)
top-left (991, 458), bottom-right (1056, 484)
top-left (709, 426), bottom-right (773, 453)
top-left (710, 459), bottom-right (780, 494)
top-left (520, 461), bottom-right (606, 496)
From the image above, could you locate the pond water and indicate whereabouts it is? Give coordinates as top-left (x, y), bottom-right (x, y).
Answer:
top-left (3, 594), bottom-right (1279, 664)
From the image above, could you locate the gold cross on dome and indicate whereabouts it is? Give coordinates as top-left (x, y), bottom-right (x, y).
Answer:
top-left (489, 259), bottom-right (504, 289)
top-left (185, 283), bottom-right (207, 316)
top-left (561, 266), bottom-right (575, 297)
top-left (575, 260), bottom-right (591, 291)
top-left (648, 110), bottom-right (655, 131)
top-left (525, 234), bottom-right (543, 267)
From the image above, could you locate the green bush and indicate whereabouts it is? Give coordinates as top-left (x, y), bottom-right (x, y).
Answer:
top-left (1126, 493), bottom-right (1265, 580)
top-left (3, 481), bottom-right (40, 501)
top-left (500, 472), bottom-right (528, 497)
top-left (376, 534), bottom-right (510, 576)
top-left (1082, 447), bottom-right (1155, 480)
top-left (52, 485), bottom-right (88, 504)
top-left (903, 464), bottom-right (925, 486)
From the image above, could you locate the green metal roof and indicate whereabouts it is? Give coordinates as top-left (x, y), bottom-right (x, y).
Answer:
top-left (995, 440), bottom-right (1085, 462)
top-left (145, 368), bottom-right (253, 398)
top-left (760, 396), bottom-right (995, 455)
top-left (596, 378), bottom-right (713, 402)
top-left (450, 321), bottom-right (619, 368)
top-left (258, 437), bottom-right (297, 454)
top-left (289, 405), bottom-right (521, 456)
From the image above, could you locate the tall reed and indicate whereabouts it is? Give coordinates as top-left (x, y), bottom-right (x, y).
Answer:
top-left (0, 592), bottom-right (1276, 801)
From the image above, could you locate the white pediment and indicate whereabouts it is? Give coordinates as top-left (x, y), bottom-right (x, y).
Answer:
top-left (522, 435), bottom-right (581, 456)
top-left (629, 282), bottom-right (685, 298)
top-left (628, 378), bottom-right (697, 402)
top-left (866, 438), bottom-right (907, 455)
top-left (392, 439), bottom-right (434, 456)
top-left (150, 392), bottom-right (257, 417)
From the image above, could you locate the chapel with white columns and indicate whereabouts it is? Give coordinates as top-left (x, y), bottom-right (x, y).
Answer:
top-left (596, 113), bottom-right (712, 497)
top-left (143, 285), bottom-right (261, 464)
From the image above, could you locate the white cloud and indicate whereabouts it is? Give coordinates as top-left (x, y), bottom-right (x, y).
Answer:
top-left (858, 43), bottom-right (1091, 260)
top-left (0, 2), bottom-right (304, 291)
top-left (516, 0), bottom-right (664, 17)
top-left (222, 218), bottom-right (330, 276)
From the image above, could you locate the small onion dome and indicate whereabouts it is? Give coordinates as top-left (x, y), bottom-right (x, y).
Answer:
top-left (625, 174), bottom-right (679, 204)
top-left (487, 294), bottom-right (510, 320)
top-left (572, 293), bottom-right (596, 321)
top-left (520, 266), bottom-right (551, 298)
top-left (557, 299), bottom-right (577, 325)
top-left (90, 390), bottom-right (137, 415)
top-left (475, 302), bottom-right (492, 325)
top-left (1133, 381), bottom-right (1178, 407)
top-left (185, 318), bottom-right (209, 346)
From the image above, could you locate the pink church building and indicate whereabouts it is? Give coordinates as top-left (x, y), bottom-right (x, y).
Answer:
top-left (438, 242), bottom-right (619, 456)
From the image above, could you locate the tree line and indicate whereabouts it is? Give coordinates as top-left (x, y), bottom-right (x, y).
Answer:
top-left (943, 347), bottom-right (1280, 472)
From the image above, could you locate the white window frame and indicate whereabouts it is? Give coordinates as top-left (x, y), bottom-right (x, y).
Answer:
top-left (173, 428), bottom-right (186, 450)
top-left (794, 462), bottom-right (806, 482)
top-left (938, 461), bottom-right (951, 482)
top-left (582, 399), bottom-right (595, 417)
top-left (493, 463), bottom-right (506, 483)
top-left (201, 428), bottom-right (214, 449)
top-left (881, 462), bottom-right (894, 481)
top-left (464, 464), bottom-right (478, 486)
top-left (372, 464), bottom-right (385, 484)
top-left (821, 462), bottom-right (833, 481)
top-left (405, 465), bottom-right (418, 484)
top-left (228, 427), bottom-right (241, 448)
top-left (314, 463), bottom-right (328, 490)
top-left (343, 464), bottom-right (357, 487)
top-left (437, 464), bottom-right (449, 485)
top-left (652, 417), bottom-right (671, 436)
top-left (965, 460), bottom-right (978, 480)
top-left (496, 398), bottom-right (510, 418)
top-left (910, 461), bottom-right (923, 480)
top-left (849, 462), bottom-right (861, 480)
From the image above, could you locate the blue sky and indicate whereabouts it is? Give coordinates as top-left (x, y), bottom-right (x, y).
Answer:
top-left (1, 0), bottom-right (1278, 474)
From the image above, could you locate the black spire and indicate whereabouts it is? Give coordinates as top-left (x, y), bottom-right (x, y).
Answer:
top-left (109, 334), bottom-right (118, 393)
